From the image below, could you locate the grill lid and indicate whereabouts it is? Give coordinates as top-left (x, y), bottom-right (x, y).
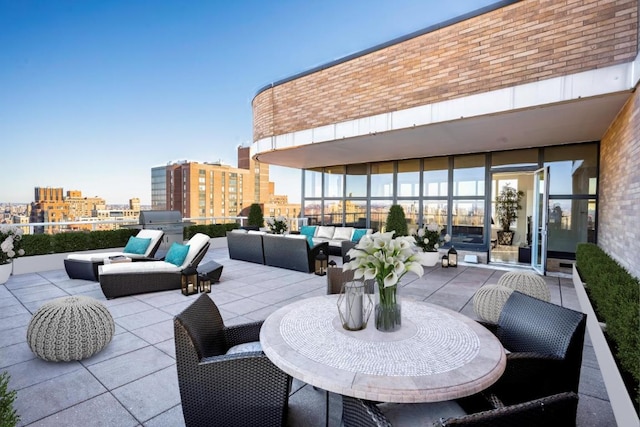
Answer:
top-left (139, 210), bottom-right (182, 225)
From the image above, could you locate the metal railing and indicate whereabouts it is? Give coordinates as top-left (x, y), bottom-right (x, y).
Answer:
top-left (10, 216), bottom-right (312, 235)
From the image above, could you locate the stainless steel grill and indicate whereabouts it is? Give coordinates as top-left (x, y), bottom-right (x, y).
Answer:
top-left (138, 210), bottom-right (186, 251)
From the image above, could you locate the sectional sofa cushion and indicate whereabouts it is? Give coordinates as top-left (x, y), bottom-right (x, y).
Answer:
top-left (285, 233), bottom-right (314, 247)
top-left (333, 227), bottom-right (354, 241)
top-left (166, 243), bottom-right (190, 266)
top-left (123, 236), bottom-right (152, 255)
top-left (316, 226), bottom-right (336, 239)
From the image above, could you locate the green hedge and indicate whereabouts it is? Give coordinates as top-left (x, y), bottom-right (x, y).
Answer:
top-left (19, 224), bottom-right (236, 257)
top-left (576, 243), bottom-right (640, 400)
top-left (21, 229), bottom-right (138, 256)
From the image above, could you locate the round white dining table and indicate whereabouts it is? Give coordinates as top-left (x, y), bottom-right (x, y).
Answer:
top-left (260, 295), bottom-right (506, 403)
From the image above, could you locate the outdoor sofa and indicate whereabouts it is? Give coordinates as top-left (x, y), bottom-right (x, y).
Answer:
top-left (98, 233), bottom-right (211, 299)
top-left (226, 230), bottom-right (329, 273)
top-left (300, 225), bottom-right (373, 256)
top-left (64, 229), bottom-right (165, 281)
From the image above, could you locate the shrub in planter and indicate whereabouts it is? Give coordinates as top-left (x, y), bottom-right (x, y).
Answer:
top-left (385, 204), bottom-right (408, 237)
top-left (0, 371), bottom-right (19, 427)
top-left (495, 185), bottom-right (524, 245)
top-left (21, 234), bottom-right (52, 255)
top-left (576, 243), bottom-right (640, 404)
top-left (247, 203), bottom-right (264, 229)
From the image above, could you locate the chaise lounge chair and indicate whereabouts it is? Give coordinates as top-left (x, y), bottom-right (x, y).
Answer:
top-left (98, 233), bottom-right (211, 299)
top-left (64, 229), bottom-right (165, 281)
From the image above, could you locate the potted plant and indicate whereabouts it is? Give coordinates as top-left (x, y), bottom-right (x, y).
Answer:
top-left (0, 225), bottom-right (25, 285)
top-left (385, 205), bottom-right (408, 237)
top-left (412, 223), bottom-right (451, 266)
top-left (495, 185), bottom-right (524, 246)
top-left (246, 203), bottom-right (264, 231)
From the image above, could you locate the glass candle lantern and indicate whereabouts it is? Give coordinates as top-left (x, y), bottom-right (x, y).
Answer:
top-left (181, 267), bottom-right (199, 296)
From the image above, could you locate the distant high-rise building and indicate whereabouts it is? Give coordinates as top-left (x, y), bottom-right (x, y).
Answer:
top-left (151, 146), bottom-right (275, 220)
top-left (30, 187), bottom-right (68, 234)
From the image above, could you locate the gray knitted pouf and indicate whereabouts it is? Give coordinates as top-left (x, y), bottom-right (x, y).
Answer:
top-left (473, 284), bottom-right (514, 324)
top-left (27, 295), bottom-right (114, 362)
top-left (497, 271), bottom-right (551, 302)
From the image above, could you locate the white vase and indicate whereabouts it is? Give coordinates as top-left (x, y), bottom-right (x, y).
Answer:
top-left (422, 251), bottom-right (440, 267)
top-left (0, 262), bottom-right (12, 285)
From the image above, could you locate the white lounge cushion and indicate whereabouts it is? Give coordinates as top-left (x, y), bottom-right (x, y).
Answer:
top-left (133, 229), bottom-right (164, 257)
top-left (333, 227), bottom-right (354, 240)
top-left (68, 252), bottom-right (130, 262)
top-left (179, 233), bottom-right (211, 269)
top-left (99, 260), bottom-right (181, 275)
top-left (316, 226), bottom-right (335, 239)
top-left (230, 229), bottom-right (248, 234)
top-left (247, 230), bottom-right (267, 235)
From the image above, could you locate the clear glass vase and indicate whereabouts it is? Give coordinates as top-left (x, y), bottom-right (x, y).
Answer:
top-left (375, 282), bottom-right (401, 332)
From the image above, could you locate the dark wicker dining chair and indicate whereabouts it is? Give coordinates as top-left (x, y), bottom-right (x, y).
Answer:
top-left (174, 294), bottom-right (291, 427)
top-left (341, 392), bottom-right (579, 427)
top-left (480, 291), bottom-right (587, 406)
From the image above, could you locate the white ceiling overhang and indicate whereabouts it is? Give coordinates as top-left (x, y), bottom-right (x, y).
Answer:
top-left (252, 62), bottom-right (635, 169)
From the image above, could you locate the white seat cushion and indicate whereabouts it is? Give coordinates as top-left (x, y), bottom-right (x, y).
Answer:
top-left (333, 227), bottom-right (354, 240)
top-left (225, 341), bottom-right (262, 355)
top-left (316, 226), bottom-right (336, 239)
top-left (133, 229), bottom-right (164, 257)
top-left (178, 233), bottom-right (211, 269)
top-left (99, 261), bottom-right (181, 275)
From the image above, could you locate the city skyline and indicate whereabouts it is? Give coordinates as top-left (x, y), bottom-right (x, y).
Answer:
top-left (1, 1), bottom-right (496, 205)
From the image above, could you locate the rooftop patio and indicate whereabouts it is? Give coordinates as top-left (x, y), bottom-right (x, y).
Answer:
top-left (1, 244), bottom-right (615, 426)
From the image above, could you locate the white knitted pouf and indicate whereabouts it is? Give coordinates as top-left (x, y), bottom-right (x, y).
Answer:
top-left (27, 295), bottom-right (114, 362)
top-left (497, 271), bottom-right (551, 302)
top-left (473, 284), bottom-right (514, 324)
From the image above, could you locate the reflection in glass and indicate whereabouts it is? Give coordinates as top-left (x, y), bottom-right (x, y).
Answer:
top-left (371, 162), bottom-right (394, 197)
top-left (422, 201), bottom-right (448, 227)
top-left (305, 169), bottom-right (322, 198)
top-left (454, 155), bottom-right (485, 197)
top-left (370, 200), bottom-right (393, 232)
top-left (451, 200), bottom-right (485, 245)
top-left (397, 200), bottom-right (419, 230)
top-left (303, 201), bottom-right (322, 225)
top-left (345, 200), bottom-right (368, 228)
top-left (423, 157), bottom-right (448, 197)
top-left (323, 200), bottom-right (344, 225)
top-left (544, 144), bottom-right (597, 195)
top-left (324, 166), bottom-right (345, 198)
top-left (346, 164), bottom-right (367, 197)
top-left (397, 160), bottom-right (420, 197)
top-left (547, 199), bottom-right (596, 252)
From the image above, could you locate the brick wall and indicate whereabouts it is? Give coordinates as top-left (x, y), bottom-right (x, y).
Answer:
top-left (253, 0), bottom-right (638, 141)
top-left (599, 88), bottom-right (640, 280)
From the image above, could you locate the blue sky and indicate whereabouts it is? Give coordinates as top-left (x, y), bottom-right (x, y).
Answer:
top-left (1, 0), bottom-right (496, 205)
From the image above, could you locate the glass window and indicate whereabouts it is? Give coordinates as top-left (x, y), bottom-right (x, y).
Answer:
top-left (303, 201), bottom-right (322, 225)
top-left (346, 164), bottom-right (368, 197)
top-left (397, 200), bottom-right (419, 231)
top-left (397, 160), bottom-right (420, 197)
top-left (324, 166), bottom-right (344, 198)
top-left (451, 200), bottom-right (485, 245)
top-left (370, 162), bottom-right (394, 197)
top-left (547, 199), bottom-right (596, 252)
top-left (454, 155), bottom-right (485, 197)
top-left (421, 200), bottom-right (448, 227)
top-left (345, 200), bottom-right (368, 228)
top-left (323, 200), bottom-right (343, 225)
top-left (423, 157), bottom-right (448, 197)
top-left (370, 199), bottom-right (393, 232)
top-left (544, 144), bottom-right (597, 195)
top-left (304, 169), bottom-right (322, 198)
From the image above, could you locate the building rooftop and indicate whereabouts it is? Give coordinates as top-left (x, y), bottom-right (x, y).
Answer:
top-left (1, 244), bottom-right (616, 426)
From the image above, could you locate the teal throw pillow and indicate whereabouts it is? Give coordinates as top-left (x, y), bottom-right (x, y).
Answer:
top-left (300, 225), bottom-right (317, 238)
top-left (123, 236), bottom-right (152, 255)
top-left (351, 229), bottom-right (368, 242)
top-left (306, 235), bottom-right (315, 247)
top-left (165, 242), bottom-right (190, 266)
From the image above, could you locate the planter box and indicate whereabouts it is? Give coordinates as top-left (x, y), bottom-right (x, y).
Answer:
top-left (572, 265), bottom-right (639, 427)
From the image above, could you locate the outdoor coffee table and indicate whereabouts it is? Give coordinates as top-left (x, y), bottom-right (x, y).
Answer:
top-left (260, 295), bottom-right (506, 403)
